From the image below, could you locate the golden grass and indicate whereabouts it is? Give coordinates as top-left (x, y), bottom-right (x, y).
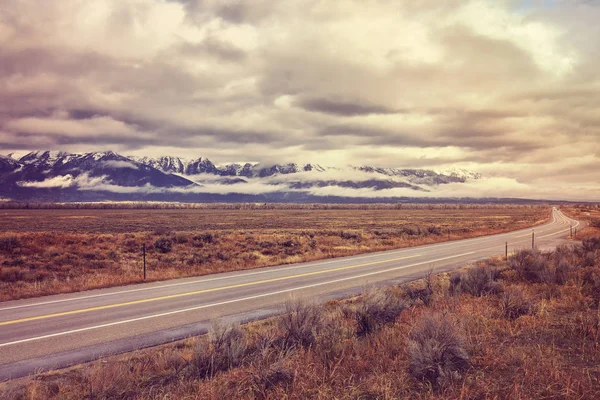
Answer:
top-left (0, 206), bottom-right (549, 302)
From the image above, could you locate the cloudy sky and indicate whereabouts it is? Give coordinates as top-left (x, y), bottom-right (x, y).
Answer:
top-left (0, 0), bottom-right (598, 200)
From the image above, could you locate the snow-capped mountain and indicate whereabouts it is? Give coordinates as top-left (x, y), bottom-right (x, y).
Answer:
top-left (435, 168), bottom-right (483, 181)
top-left (131, 155), bottom-right (480, 188)
top-left (129, 156), bottom-right (189, 175)
top-left (129, 156), bottom-right (327, 178)
top-left (0, 154), bottom-right (22, 173)
top-left (4, 151), bottom-right (194, 190)
top-left (0, 150), bottom-right (483, 202)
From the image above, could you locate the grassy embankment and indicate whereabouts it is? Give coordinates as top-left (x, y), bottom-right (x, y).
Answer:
top-left (0, 205), bottom-right (549, 301)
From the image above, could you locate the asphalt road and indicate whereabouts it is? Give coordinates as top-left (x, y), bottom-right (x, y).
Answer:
top-left (0, 208), bottom-right (582, 381)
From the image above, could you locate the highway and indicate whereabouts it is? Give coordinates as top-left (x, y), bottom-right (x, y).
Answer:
top-left (0, 208), bottom-right (582, 380)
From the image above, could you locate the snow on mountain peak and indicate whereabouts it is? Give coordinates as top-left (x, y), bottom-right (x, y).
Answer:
top-left (435, 168), bottom-right (482, 181)
top-left (8, 151), bottom-right (32, 161)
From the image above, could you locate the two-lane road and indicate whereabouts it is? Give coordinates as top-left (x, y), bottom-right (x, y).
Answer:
top-left (0, 208), bottom-right (582, 380)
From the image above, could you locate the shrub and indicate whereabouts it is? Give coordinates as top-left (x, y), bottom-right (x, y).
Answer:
top-left (427, 226), bottom-right (442, 235)
top-left (245, 333), bottom-right (294, 397)
top-left (448, 272), bottom-right (462, 299)
top-left (0, 267), bottom-right (25, 282)
top-left (173, 233), bottom-right (189, 244)
top-left (458, 266), bottom-right (502, 297)
top-left (187, 253), bottom-right (209, 266)
top-left (407, 314), bottom-right (471, 387)
top-left (340, 231), bottom-right (362, 241)
top-left (584, 251), bottom-right (597, 267)
top-left (90, 260), bottom-right (109, 270)
top-left (405, 286), bottom-right (434, 307)
top-left (188, 322), bottom-right (247, 379)
top-left (583, 237), bottom-right (600, 253)
top-left (0, 235), bottom-right (20, 252)
top-left (123, 238), bottom-right (139, 252)
top-left (555, 259), bottom-right (571, 285)
top-left (247, 357), bottom-right (293, 397)
top-left (582, 268), bottom-right (600, 307)
top-left (353, 288), bottom-right (407, 336)
top-left (500, 287), bottom-right (537, 320)
top-left (210, 322), bottom-right (247, 369)
top-left (153, 226), bottom-right (170, 236)
top-left (402, 226), bottom-right (420, 236)
top-left (82, 252), bottom-right (97, 260)
top-left (154, 237), bottom-right (173, 253)
top-left (259, 241), bottom-right (275, 249)
top-left (553, 244), bottom-right (573, 261)
top-left (193, 233), bottom-right (215, 244)
top-left (281, 239), bottom-right (299, 248)
top-left (405, 274), bottom-right (435, 306)
top-left (510, 249), bottom-right (552, 283)
top-left (277, 301), bottom-right (325, 349)
top-left (278, 301), bottom-right (325, 350)
top-left (314, 311), bottom-right (349, 370)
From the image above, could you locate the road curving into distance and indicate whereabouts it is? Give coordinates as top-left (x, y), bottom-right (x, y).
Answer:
top-left (0, 207), bottom-right (583, 381)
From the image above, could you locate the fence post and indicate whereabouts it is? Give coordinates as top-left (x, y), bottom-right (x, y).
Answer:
top-left (532, 231), bottom-right (535, 249)
top-left (505, 242), bottom-right (508, 260)
top-left (143, 243), bottom-right (147, 280)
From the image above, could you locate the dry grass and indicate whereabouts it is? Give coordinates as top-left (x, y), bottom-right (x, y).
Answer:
top-left (561, 204), bottom-right (600, 240)
top-left (3, 236), bottom-right (600, 399)
top-left (0, 206), bottom-right (549, 301)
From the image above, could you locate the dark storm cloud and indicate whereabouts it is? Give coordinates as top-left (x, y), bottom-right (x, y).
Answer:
top-left (295, 97), bottom-right (401, 116)
top-left (320, 124), bottom-right (429, 146)
top-left (172, 0), bottom-right (274, 23)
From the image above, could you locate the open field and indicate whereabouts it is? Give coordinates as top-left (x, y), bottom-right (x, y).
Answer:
top-left (0, 206), bottom-right (549, 301)
top-left (2, 236), bottom-right (600, 399)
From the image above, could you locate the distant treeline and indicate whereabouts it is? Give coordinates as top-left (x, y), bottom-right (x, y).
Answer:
top-left (0, 201), bottom-right (561, 210)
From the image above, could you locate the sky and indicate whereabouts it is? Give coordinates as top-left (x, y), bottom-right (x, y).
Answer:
top-left (0, 0), bottom-right (598, 201)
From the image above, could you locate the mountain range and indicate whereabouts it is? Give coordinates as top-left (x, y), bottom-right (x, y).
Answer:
top-left (0, 151), bottom-right (486, 203)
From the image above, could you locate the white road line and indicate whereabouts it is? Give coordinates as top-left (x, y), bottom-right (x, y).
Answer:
top-left (538, 218), bottom-right (580, 239)
top-left (0, 251), bottom-right (476, 348)
top-left (0, 210), bottom-right (566, 312)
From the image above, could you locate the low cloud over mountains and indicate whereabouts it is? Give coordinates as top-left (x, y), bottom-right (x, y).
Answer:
top-left (0, 151), bottom-right (503, 202)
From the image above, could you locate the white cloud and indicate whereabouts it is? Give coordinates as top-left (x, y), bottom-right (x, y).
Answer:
top-left (101, 160), bottom-right (138, 169)
top-left (18, 175), bottom-right (77, 189)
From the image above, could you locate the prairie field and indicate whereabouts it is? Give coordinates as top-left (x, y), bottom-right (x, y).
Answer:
top-left (3, 234), bottom-right (600, 399)
top-left (0, 205), bottom-right (549, 301)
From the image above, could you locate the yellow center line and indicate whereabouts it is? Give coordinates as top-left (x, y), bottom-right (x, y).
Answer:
top-left (515, 231), bottom-right (543, 238)
top-left (0, 254), bottom-right (421, 327)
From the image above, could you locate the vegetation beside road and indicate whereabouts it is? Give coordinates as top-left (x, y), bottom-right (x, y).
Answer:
top-left (562, 204), bottom-right (600, 240)
top-left (2, 235), bottom-right (600, 399)
top-left (0, 205), bottom-right (548, 301)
